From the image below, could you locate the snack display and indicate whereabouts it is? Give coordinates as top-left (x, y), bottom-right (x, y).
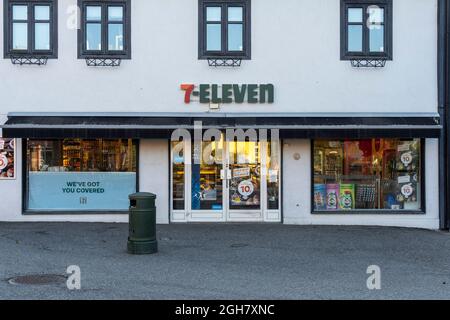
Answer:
top-left (339, 184), bottom-right (355, 210)
top-left (314, 184), bottom-right (327, 211)
top-left (313, 139), bottom-right (421, 212)
top-left (326, 184), bottom-right (339, 210)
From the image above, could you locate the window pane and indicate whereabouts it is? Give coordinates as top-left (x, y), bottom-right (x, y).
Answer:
top-left (348, 25), bottom-right (363, 52)
top-left (228, 23), bottom-right (243, 51)
top-left (86, 6), bottom-right (101, 21)
top-left (313, 139), bottom-right (422, 212)
top-left (35, 5), bottom-right (50, 20)
top-left (206, 7), bottom-right (221, 22)
top-left (368, 7), bottom-right (384, 24)
top-left (370, 26), bottom-right (384, 52)
top-left (86, 23), bottom-right (101, 50)
top-left (206, 24), bottom-right (221, 51)
top-left (108, 6), bottom-right (123, 21)
top-left (35, 23), bottom-right (50, 50)
top-left (228, 141), bottom-right (261, 211)
top-left (108, 23), bottom-right (124, 50)
top-left (12, 23), bottom-right (28, 50)
top-left (348, 8), bottom-right (363, 23)
top-left (172, 142), bottom-right (185, 210)
top-left (191, 139), bottom-right (224, 211)
top-left (267, 141), bottom-right (280, 210)
top-left (13, 5), bottom-right (28, 20)
top-left (228, 7), bottom-right (243, 22)
top-left (27, 139), bottom-right (137, 211)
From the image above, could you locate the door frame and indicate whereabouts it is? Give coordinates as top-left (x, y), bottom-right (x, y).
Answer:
top-left (226, 138), bottom-right (265, 222)
top-left (170, 133), bottom-right (282, 223)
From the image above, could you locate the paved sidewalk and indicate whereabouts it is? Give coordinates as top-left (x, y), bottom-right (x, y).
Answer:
top-left (0, 223), bottom-right (449, 299)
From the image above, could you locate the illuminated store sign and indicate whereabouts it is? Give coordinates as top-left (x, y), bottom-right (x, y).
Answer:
top-left (181, 84), bottom-right (274, 104)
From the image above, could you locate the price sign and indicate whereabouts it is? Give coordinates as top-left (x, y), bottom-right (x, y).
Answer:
top-left (401, 183), bottom-right (414, 198)
top-left (238, 180), bottom-right (254, 199)
top-left (400, 152), bottom-right (413, 166)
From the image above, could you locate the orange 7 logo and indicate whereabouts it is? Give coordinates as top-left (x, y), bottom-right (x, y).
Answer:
top-left (180, 84), bottom-right (195, 103)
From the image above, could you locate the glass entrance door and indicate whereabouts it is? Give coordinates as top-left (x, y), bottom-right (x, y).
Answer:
top-left (170, 134), bottom-right (281, 223)
top-left (189, 137), bottom-right (226, 221)
top-left (226, 140), bottom-right (262, 220)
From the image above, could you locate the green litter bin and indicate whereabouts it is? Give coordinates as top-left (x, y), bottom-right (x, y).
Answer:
top-left (127, 192), bottom-right (158, 254)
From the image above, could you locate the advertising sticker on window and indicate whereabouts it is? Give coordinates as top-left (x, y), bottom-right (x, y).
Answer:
top-left (0, 138), bottom-right (15, 180)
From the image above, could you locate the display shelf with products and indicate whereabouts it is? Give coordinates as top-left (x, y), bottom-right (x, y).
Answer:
top-left (62, 139), bottom-right (81, 171)
top-left (192, 165), bottom-right (223, 210)
top-left (172, 141), bottom-right (186, 210)
top-left (313, 139), bottom-right (422, 212)
top-left (29, 139), bottom-right (137, 173)
top-left (172, 164), bottom-right (185, 210)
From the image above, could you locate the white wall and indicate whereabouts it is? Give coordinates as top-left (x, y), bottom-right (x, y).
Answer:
top-left (282, 139), bottom-right (440, 230)
top-left (0, 0), bottom-right (438, 116)
top-left (139, 140), bottom-right (169, 224)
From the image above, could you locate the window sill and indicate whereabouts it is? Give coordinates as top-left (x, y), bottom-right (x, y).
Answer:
top-left (78, 54), bottom-right (131, 60)
top-left (341, 55), bottom-right (392, 61)
top-left (199, 55), bottom-right (251, 60)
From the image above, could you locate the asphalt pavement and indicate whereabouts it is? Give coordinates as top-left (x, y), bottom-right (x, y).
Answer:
top-left (0, 222), bottom-right (449, 299)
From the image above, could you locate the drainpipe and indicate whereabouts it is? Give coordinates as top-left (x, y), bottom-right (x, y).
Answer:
top-left (438, 0), bottom-right (448, 230)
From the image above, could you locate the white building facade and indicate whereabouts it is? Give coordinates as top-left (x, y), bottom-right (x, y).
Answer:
top-left (0, 0), bottom-right (444, 229)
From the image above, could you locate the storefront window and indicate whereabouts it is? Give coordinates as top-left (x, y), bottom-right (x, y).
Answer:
top-left (26, 139), bottom-right (137, 211)
top-left (191, 139), bottom-right (224, 211)
top-left (313, 139), bottom-right (422, 212)
top-left (266, 141), bottom-right (280, 210)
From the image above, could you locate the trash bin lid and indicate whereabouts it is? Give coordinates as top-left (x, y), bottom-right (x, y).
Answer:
top-left (129, 192), bottom-right (157, 200)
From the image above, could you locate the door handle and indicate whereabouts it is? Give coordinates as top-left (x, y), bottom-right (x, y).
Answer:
top-left (221, 169), bottom-right (232, 180)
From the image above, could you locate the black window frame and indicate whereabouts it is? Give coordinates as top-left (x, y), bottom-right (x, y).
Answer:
top-left (22, 138), bottom-right (140, 215)
top-left (77, 0), bottom-right (131, 59)
top-left (198, 0), bottom-right (251, 60)
top-left (310, 138), bottom-right (426, 215)
top-left (340, 0), bottom-right (393, 60)
top-left (3, 0), bottom-right (58, 59)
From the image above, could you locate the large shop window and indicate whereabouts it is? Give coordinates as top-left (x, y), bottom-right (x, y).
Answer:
top-left (313, 139), bottom-right (423, 213)
top-left (198, 0), bottom-right (251, 60)
top-left (4, 0), bottom-right (58, 58)
top-left (26, 139), bottom-right (137, 212)
top-left (78, 0), bottom-right (131, 59)
top-left (340, 0), bottom-right (393, 60)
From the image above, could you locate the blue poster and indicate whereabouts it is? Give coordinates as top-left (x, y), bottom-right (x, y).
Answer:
top-left (28, 172), bottom-right (137, 211)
